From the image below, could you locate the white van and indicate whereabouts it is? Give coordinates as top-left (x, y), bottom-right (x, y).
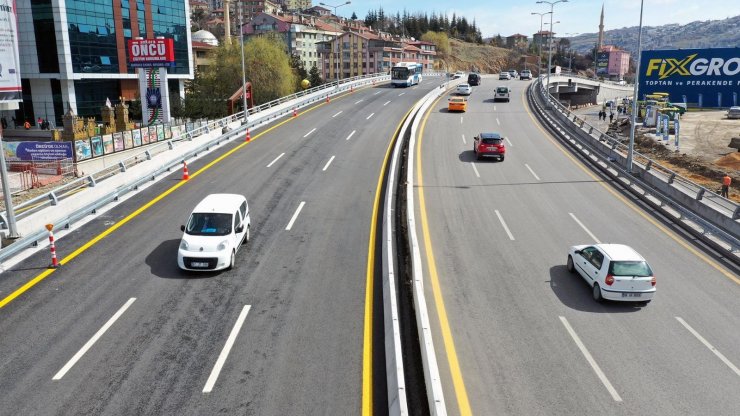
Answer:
top-left (177, 194), bottom-right (250, 271)
top-left (494, 86), bottom-right (510, 102)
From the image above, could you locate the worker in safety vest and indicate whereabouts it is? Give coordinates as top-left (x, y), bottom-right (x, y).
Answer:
top-left (721, 174), bottom-right (731, 198)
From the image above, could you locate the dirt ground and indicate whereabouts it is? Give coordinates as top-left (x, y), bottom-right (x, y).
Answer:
top-left (573, 106), bottom-right (740, 202)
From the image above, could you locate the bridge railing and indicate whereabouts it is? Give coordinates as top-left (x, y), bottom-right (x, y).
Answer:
top-left (530, 77), bottom-right (740, 261)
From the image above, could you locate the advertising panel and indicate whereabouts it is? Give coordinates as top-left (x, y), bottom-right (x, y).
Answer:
top-left (113, 132), bottom-right (124, 151)
top-left (133, 129), bottom-right (142, 146)
top-left (148, 126), bottom-right (157, 143)
top-left (596, 51), bottom-right (610, 75)
top-left (2, 141), bottom-right (73, 161)
top-left (156, 124), bottom-right (164, 141)
top-left (102, 134), bottom-right (114, 154)
top-left (127, 38), bottom-right (175, 68)
top-left (140, 127), bottom-right (150, 144)
top-left (639, 47), bottom-right (740, 108)
top-left (0, 0), bottom-right (22, 102)
top-left (123, 130), bottom-right (133, 149)
top-left (75, 139), bottom-right (92, 161)
top-left (91, 136), bottom-right (103, 157)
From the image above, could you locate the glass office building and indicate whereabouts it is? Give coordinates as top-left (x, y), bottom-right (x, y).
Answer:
top-left (13, 0), bottom-right (192, 126)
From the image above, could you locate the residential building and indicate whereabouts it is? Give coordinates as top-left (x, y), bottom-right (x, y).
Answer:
top-left (14, 0), bottom-right (193, 126)
top-left (532, 30), bottom-right (554, 50)
top-left (244, 12), bottom-right (340, 70)
top-left (192, 30), bottom-right (219, 72)
top-left (601, 45), bottom-right (630, 79)
top-left (282, 0), bottom-right (312, 11)
top-left (305, 5), bottom-right (330, 17)
top-left (190, 0), bottom-right (210, 12)
top-left (506, 34), bottom-right (528, 49)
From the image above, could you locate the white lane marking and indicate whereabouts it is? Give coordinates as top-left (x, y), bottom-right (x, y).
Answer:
top-left (399, 92), bottom-right (405, 96)
top-left (355, 99), bottom-right (364, 104)
top-left (53, 298), bottom-right (136, 380)
top-left (676, 317), bottom-right (740, 377)
top-left (203, 305), bottom-right (251, 393)
top-left (461, 134), bottom-right (466, 144)
top-left (384, 100), bottom-right (391, 106)
top-left (494, 106), bottom-right (497, 111)
top-left (346, 130), bottom-right (356, 141)
top-left (559, 316), bottom-right (623, 402)
top-left (322, 156), bottom-right (336, 172)
top-left (505, 137), bottom-right (513, 147)
top-left (266, 153), bottom-right (285, 168)
top-left (303, 128), bottom-right (316, 138)
top-left (374, 91), bottom-right (381, 95)
top-left (496, 118), bottom-right (501, 126)
top-left (470, 162), bottom-right (480, 178)
top-left (525, 163), bottom-right (540, 181)
top-left (332, 111), bottom-right (343, 118)
top-left (569, 213), bottom-right (601, 244)
top-left (366, 113), bottom-right (375, 120)
top-left (460, 117), bottom-right (464, 124)
top-left (495, 210), bottom-right (515, 241)
top-left (285, 201), bottom-right (306, 230)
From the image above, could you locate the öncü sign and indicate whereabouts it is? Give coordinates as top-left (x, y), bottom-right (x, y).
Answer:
top-left (128, 38), bottom-right (175, 68)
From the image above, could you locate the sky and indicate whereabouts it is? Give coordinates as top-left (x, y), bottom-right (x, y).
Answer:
top-left (338, 0), bottom-right (740, 38)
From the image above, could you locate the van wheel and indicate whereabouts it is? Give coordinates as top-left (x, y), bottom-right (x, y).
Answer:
top-left (227, 250), bottom-right (235, 270)
top-left (593, 283), bottom-right (603, 302)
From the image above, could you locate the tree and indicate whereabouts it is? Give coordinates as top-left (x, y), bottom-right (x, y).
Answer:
top-left (183, 42), bottom-right (243, 119)
top-left (289, 53), bottom-right (308, 90)
top-left (244, 36), bottom-right (296, 104)
top-left (308, 65), bottom-right (323, 88)
top-left (421, 31), bottom-right (450, 56)
top-left (351, 12), bottom-right (357, 20)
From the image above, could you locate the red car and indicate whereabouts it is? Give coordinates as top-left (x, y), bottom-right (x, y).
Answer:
top-left (474, 132), bottom-right (506, 161)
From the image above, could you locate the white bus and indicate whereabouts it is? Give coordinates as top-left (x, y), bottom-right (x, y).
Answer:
top-left (391, 62), bottom-right (423, 87)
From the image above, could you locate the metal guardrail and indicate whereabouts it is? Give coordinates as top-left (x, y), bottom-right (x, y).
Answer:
top-left (0, 73), bottom-right (391, 260)
top-left (531, 78), bottom-right (740, 259)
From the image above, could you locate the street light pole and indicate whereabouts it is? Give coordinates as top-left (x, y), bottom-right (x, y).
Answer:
top-left (320, 1), bottom-right (351, 81)
top-left (537, 0), bottom-right (568, 100)
top-left (238, 3), bottom-right (248, 124)
top-left (627, 0), bottom-right (645, 172)
top-left (531, 11), bottom-right (551, 77)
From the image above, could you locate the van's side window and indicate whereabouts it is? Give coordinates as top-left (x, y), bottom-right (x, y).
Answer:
top-left (240, 201), bottom-right (247, 218)
top-left (233, 211), bottom-right (241, 231)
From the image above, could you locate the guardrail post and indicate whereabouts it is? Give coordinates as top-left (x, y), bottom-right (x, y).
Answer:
top-left (48, 192), bottom-right (59, 206)
top-left (733, 207), bottom-right (740, 220)
top-left (118, 161), bottom-right (126, 172)
top-left (589, 126), bottom-right (594, 134)
top-left (167, 140), bottom-right (174, 150)
top-left (696, 188), bottom-right (705, 201)
top-left (645, 160), bottom-right (652, 171)
top-left (668, 173), bottom-right (676, 184)
top-left (145, 150), bottom-right (152, 160)
top-left (87, 175), bottom-right (96, 187)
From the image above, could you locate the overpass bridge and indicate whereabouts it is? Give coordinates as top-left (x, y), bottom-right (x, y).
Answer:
top-left (545, 74), bottom-right (634, 106)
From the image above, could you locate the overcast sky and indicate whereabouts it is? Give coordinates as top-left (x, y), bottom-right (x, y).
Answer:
top-left (339, 0), bottom-right (739, 38)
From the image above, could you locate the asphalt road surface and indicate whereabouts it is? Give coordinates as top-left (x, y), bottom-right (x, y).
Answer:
top-left (414, 75), bottom-right (740, 415)
top-left (0, 78), bottom-right (441, 415)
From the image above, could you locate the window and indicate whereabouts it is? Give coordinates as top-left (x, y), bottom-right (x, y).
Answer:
top-left (186, 213), bottom-right (233, 236)
top-left (609, 261), bottom-right (653, 277)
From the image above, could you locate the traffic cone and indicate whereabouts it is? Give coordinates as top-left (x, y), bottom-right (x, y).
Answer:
top-left (182, 161), bottom-right (189, 180)
top-left (245, 128), bottom-right (251, 142)
top-left (293, 107), bottom-right (297, 117)
top-left (326, 95), bottom-right (330, 103)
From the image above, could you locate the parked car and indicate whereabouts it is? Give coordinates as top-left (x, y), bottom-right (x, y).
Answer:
top-left (520, 70), bottom-right (532, 80)
top-left (467, 72), bottom-right (482, 86)
top-left (508, 69), bottom-right (519, 78)
top-left (473, 132), bottom-right (506, 161)
top-left (499, 72), bottom-right (511, 80)
top-left (448, 97), bottom-right (467, 112)
top-left (727, 106), bottom-right (740, 119)
top-left (567, 244), bottom-right (656, 303)
top-left (494, 86), bottom-right (510, 102)
top-left (178, 194), bottom-right (251, 271)
top-left (456, 83), bottom-right (473, 96)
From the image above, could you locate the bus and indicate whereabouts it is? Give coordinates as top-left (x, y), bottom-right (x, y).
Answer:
top-left (391, 62), bottom-right (423, 87)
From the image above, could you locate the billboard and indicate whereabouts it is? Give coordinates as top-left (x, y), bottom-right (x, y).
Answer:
top-left (127, 38), bottom-right (175, 68)
top-left (3, 141), bottom-right (73, 161)
top-left (0, 0), bottom-right (22, 102)
top-left (596, 51), bottom-right (610, 75)
top-left (639, 47), bottom-right (740, 108)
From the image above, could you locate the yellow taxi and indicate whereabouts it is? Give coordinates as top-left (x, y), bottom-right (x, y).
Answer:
top-left (448, 96), bottom-right (467, 112)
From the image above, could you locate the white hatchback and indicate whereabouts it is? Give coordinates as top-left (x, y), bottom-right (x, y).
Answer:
top-left (567, 244), bottom-right (656, 303)
top-left (178, 194), bottom-right (250, 271)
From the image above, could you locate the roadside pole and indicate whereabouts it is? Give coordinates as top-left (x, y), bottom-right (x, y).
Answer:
top-left (0, 124), bottom-right (20, 238)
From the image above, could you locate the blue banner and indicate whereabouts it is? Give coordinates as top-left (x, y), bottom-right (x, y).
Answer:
top-left (639, 47), bottom-right (740, 108)
top-left (3, 141), bottom-right (73, 161)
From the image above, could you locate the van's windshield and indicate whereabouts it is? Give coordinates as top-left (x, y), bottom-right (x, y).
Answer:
top-left (186, 213), bottom-right (233, 236)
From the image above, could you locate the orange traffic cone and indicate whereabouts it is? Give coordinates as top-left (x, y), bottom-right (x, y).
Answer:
top-left (293, 107), bottom-right (297, 117)
top-left (182, 161), bottom-right (189, 180)
top-left (326, 95), bottom-right (330, 103)
top-left (245, 128), bottom-right (251, 142)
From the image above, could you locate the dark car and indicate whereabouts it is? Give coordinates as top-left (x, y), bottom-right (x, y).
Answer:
top-left (467, 73), bottom-right (482, 86)
top-left (474, 132), bottom-right (506, 161)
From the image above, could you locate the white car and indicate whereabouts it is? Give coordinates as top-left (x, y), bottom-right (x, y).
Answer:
top-left (494, 86), bottom-right (510, 102)
top-left (567, 244), bottom-right (656, 303)
top-left (520, 70), bottom-right (532, 80)
top-left (727, 106), bottom-right (740, 119)
top-left (508, 69), bottom-right (519, 78)
top-left (499, 72), bottom-right (511, 80)
top-left (453, 71), bottom-right (465, 79)
top-left (178, 194), bottom-right (251, 271)
top-left (456, 83), bottom-right (472, 96)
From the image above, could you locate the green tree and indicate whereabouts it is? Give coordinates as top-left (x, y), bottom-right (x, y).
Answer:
top-left (308, 65), bottom-right (323, 87)
top-left (244, 36), bottom-right (296, 104)
top-left (289, 53), bottom-right (308, 90)
top-left (421, 31), bottom-right (450, 56)
top-left (183, 42), bottom-right (243, 119)
top-left (351, 11), bottom-right (358, 20)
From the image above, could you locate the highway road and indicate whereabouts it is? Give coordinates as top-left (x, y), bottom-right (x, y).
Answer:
top-left (0, 79), bottom-right (441, 415)
top-left (414, 75), bottom-right (740, 415)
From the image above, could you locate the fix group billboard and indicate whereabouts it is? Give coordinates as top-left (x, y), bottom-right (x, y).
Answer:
top-left (638, 47), bottom-right (740, 108)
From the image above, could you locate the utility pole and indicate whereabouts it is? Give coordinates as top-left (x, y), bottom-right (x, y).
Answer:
top-left (239, 3), bottom-right (248, 124)
top-left (537, 0), bottom-right (568, 101)
top-left (0, 125), bottom-right (19, 239)
top-left (531, 11), bottom-right (551, 76)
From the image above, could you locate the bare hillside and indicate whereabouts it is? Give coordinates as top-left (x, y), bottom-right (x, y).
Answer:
top-left (442, 39), bottom-right (517, 75)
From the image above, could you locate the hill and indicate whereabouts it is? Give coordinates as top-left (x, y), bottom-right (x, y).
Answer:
top-left (442, 39), bottom-right (517, 74)
top-left (568, 15), bottom-right (740, 55)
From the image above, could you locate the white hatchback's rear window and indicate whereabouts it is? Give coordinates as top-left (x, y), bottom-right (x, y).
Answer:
top-left (609, 261), bottom-right (652, 277)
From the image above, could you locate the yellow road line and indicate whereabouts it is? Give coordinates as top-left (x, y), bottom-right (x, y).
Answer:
top-left (0, 97), bottom-right (332, 309)
top-left (417, 94), bottom-right (473, 415)
top-left (363, 106), bottom-right (414, 415)
top-left (522, 87), bottom-right (739, 284)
